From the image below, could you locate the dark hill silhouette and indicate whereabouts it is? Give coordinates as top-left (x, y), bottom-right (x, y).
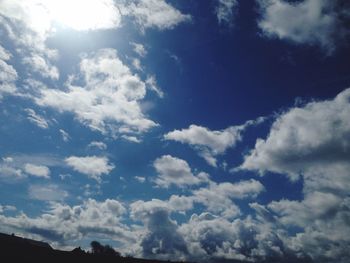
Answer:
top-left (0, 232), bottom-right (192, 263)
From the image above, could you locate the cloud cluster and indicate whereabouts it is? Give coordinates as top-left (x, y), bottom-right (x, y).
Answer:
top-left (35, 49), bottom-right (158, 138)
top-left (130, 199), bottom-right (188, 260)
top-left (163, 178), bottom-right (264, 219)
top-left (0, 0), bottom-right (61, 80)
top-left (257, 0), bottom-right (350, 53)
top-left (0, 45), bottom-right (17, 98)
top-left (164, 118), bottom-right (265, 167)
top-left (122, 0), bottom-right (191, 31)
top-left (0, 198), bottom-right (132, 248)
top-left (238, 88), bottom-right (350, 262)
top-left (240, 88), bottom-right (350, 185)
top-left (153, 155), bottom-right (209, 188)
top-left (0, 157), bottom-right (51, 181)
top-left (0, 0), bottom-right (188, 105)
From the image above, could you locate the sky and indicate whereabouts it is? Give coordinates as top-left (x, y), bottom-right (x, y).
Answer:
top-left (0, 0), bottom-right (350, 262)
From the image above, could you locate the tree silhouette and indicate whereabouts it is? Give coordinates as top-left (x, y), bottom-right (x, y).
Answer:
top-left (91, 241), bottom-right (104, 254)
top-left (90, 240), bottom-right (121, 257)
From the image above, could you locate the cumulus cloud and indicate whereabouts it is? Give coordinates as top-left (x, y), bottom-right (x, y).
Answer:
top-left (153, 155), bottom-right (209, 188)
top-left (0, 0), bottom-right (60, 80)
top-left (65, 156), bottom-right (115, 182)
top-left (169, 179), bottom-right (265, 219)
top-left (23, 54), bottom-right (59, 80)
top-left (239, 88), bottom-right (350, 186)
top-left (130, 199), bottom-right (188, 260)
top-left (35, 49), bottom-right (158, 137)
top-left (0, 157), bottom-right (55, 181)
top-left (25, 108), bottom-right (49, 129)
top-left (257, 0), bottom-right (350, 53)
top-left (238, 88), bottom-right (350, 262)
top-left (123, 0), bottom-right (191, 31)
top-left (24, 163), bottom-right (50, 178)
top-left (179, 213), bottom-right (294, 262)
top-left (249, 193), bottom-right (350, 263)
top-left (164, 118), bottom-right (265, 167)
top-left (215, 0), bottom-right (238, 26)
top-left (0, 198), bottom-right (133, 248)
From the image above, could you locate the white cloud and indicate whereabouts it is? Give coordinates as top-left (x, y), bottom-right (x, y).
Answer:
top-left (190, 179), bottom-right (264, 219)
top-left (24, 163), bottom-right (50, 179)
top-left (134, 176), bottom-right (146, 183)
top-left (239, 88), bottom-right (350, 188)
top-left (87, 141), bottom-right (107, 150)
top-left (146, 75), bottom-right (164, 98)
top-left (22, 54), bottom-right (59, 80)
top-left (0, 0), bottom-right (60, 80)
top-left (130, 42), bottom-right (147, 57)
top-left (65, 155), bottom-right (115, 182)
top-left (0, 0), bottom-right (120, 83)
top-left (132, 58), bottom-right (142, 71)
top-left (0, 165), bottom-right (24, 181)
top-left (164, 118), bottom-right (265, 167)
top-left (257, 0), bottom-right (350, 53)
top-left (25, 108), bottom-right (49, 129)
top-left (123, 0), bottom-right (191, 31)
top-left (168, 195), bottom-right (194, 212)
top-left (152, 155), bottom-right (264, 217)
top-left (35, 49), bottom-right (158, 136)
top-left (215, 0), bottom-right (238, 25)
top-left (153, 155), bottom-right (209, 188)
top-left (28, 184), bottom-right (68, 201)
top-left (179, 213), bottom-right (287, 262)
top-left (142, 177), bottom-right (264, 218)
top-left (0, 155), bottom-right (59, 182)
top-left (59, 129), bottom-right (70, 142)
top-left (121, 135), bottom-right (141, 143)
top-left (0, 45), bottom-right (18, 98)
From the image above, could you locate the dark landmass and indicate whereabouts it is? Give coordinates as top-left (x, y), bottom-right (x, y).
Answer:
top-left (0, 232), bottom-right (191, 263)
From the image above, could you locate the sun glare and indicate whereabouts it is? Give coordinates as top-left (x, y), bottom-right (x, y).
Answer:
top-left (38, 0), bottom-right (121, 31)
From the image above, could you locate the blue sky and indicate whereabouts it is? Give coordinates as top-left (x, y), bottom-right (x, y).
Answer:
top-left (0, 0), bottom-right (350, 262)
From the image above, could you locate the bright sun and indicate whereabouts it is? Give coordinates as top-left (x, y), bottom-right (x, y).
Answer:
top-left (35, 0), bottom-right (121, 31)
